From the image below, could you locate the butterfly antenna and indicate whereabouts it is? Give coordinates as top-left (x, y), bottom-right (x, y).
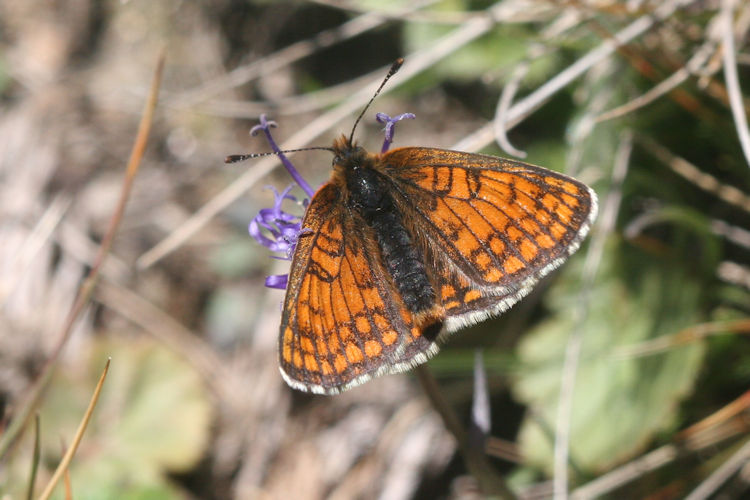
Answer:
top-left (348, 58), bottom-right (404, 145)
top-left (225, 146), bottom-right (334, 164)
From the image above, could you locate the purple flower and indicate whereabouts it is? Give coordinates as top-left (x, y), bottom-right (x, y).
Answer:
top-left (376, 112), bottom-right (415, 153)
top-left (248, 184), bottom-right (306, 289)
top-left (249, 184), bottom-right (303, 256)
top-left (248, 112), bottom-right (413, 289)
top-left (251, 115), bottom-right (315, 198)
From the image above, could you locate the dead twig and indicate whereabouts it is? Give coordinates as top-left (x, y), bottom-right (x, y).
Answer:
top-left (0, 50), bottom-right (164, 460)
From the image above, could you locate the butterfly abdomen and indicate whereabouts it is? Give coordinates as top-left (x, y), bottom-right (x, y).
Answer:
top-left (345, 163), bottom-right (436, 316)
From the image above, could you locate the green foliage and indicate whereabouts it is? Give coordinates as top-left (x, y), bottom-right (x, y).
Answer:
top-left (209, 237), bottom-right (264, 278)
top-left (514, 243), bottom-right (707, 473)
top-left (405, 23), bottom-right (528, 82)
top-left (0, 53), bottom-right (8, 96)
top-left (511, 52), bottom-right (726, 477)
top-left (36, 338), bottom-right (212, 499)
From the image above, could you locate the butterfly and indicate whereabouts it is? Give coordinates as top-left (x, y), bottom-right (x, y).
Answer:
top-left (233, 59), bottom-right (597, 394)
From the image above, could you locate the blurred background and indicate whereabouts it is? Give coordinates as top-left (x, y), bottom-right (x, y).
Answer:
top-left (1, 0), bottom-right (750, 498)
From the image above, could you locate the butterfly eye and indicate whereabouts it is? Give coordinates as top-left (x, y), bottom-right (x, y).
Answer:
top-left (332, 155), bottom-right (342, 165)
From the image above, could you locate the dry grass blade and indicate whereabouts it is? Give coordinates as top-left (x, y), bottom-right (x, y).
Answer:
top-left (95, 278), bottom-right (227, 399)
top-left (678, 389), bottom-right (750, 441)
top-left (612, 318), bottom-right (750, 360)
top-left (495, 58), bottom-right (531, 158)
top-left (638, 137), bottom-right (750, 213)
top-left (485, 437), bottom-right (522, 464)
top-left (595, 39), bottom-right (719, 123)
top-left (136, 6), bottom-right (502, 270)
top-left (718, 261), bottom-right (750, 289)
top-left (25, 414), bottom-right (40, 500)
top-left (0, 51), bottom-right (165, 460)
top-left (170, 0), bottom-right (438, 108)
top-left (0, 195), bottom-right (71, 306)
top-left (571, 444), bottom-right (681, 500)
top-left (309, 0), bottom-right (487, 24)
top-left (571, 393), bottom-right (750, 499)
top-left (494, 8), bottom-right (586, 158)
top-left (508, 0), bottom-right (697, 134)
top-left (685, 437), bottom-right (750, 500)
top-left (37, 358), bottom-right (110, 500)
top-left (553, 131), bottom-right (632, 498)
top-left (721, 0), bottom-right (750, 168)
top-left (455, 0), bottom-right (697, 155)
top-left (470, 351), bottom-right (491, 447)
top-left (64, 468), bottom-right (72, 500)
top-left (711, 219), bottom-right (750, 250)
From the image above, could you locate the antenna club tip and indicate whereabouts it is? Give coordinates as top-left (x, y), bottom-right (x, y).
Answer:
top-left (392, 58), bottom-right (404, 72)
top-left (225, 155), bottom-right (245, 164)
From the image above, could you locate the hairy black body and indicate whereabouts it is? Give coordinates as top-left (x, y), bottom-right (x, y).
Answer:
top-left (337, 142), bottom-right (436, 315)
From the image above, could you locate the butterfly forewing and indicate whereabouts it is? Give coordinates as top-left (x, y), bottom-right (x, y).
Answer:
top-left (379, 147), bottom-right (597, 330)
top-left (279, 183), bottom-right (441, 394)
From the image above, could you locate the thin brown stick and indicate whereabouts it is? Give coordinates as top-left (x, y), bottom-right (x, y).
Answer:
top-left (571, 407), bottom-right (750, 499)
top-left (37, 358), bottom-right (111, 500)
top-left (595, 39), bottom-right (719, 123)
top-left (639, 137), bottom-right (750, 213)
top-left (456, 0), bottom-right (697, 155)
top-left (0, 50), bottom-right (164, 460)
top-left (169, 0), bottom-right (438, 108)
top-left (95, 278), bottom-right (227, 398)
top-left (612, 318), bottom-right (750, 360)
top-left (136, 8), bottom-right (501, 269)
top-left (678, 389), bottom-right (750, 441)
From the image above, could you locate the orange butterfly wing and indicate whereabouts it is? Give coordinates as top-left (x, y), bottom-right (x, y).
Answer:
top-left (379, 147), bottom-right (598, 332)
top-left (279, 147), bottom-right (597, 393)
top-left (279, 183), bottom-right (441, 394)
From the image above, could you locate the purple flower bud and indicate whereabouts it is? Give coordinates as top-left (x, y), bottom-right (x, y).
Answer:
top-left (252, 114), bottom-right (314, 198)
top-left (248, 184), bottom-right (304, 259)
top-left (265, 274), bottom-right (289, 290)
top-left (376, 112), bottom-right (415, 153)
top-left (248, 111), bottom-right (415, 289)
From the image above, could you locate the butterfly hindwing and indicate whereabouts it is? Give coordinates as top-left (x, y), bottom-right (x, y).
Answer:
top-left (279, 183), bottom-right (441, 394)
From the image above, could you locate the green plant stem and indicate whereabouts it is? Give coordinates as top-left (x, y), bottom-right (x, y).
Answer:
top-left (25, 414), bottom-right (40, 500)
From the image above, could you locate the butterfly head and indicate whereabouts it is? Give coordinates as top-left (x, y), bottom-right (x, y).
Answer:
top-left (331, 134), bottom-right (370, 173)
